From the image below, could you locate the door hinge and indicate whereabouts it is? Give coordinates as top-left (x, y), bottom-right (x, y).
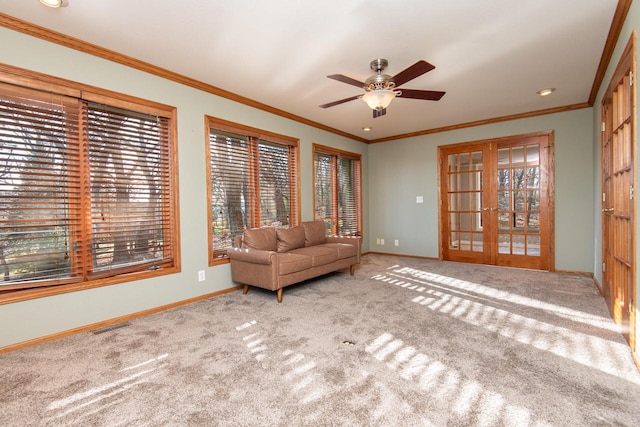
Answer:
top-left (601, 121), bottom-right (605, 132)
top-left (630, 71), bottom-right (634, 87)
top-left (602, 192), bottom-right (606, 202)
top-left (602, 262), bottom-right (606, 273)
top-left (631, 185), bottom-right (635, 200)
top-left (630, 297), bottom-right (634, 313)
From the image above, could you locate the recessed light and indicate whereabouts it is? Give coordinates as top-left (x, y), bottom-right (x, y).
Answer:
top-left (39, 0), bottom-right (67, 8)
top-left (537, 88), bottom-right (555, 97)
top-left (362, 127), bottom-right (372, 132)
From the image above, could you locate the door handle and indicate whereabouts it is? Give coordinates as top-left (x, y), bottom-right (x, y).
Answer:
top-left (482, 207), bottom-right (490, 211)
top-left (602, 208), bottom-right (614, 213)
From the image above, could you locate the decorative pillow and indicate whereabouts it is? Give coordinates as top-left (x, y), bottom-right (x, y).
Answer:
top-left (242, 227), bottom-right (277, 251)
top-left (276, 226), bottom-right (305, 252)
top-left (303, 220), bottom-right (327, 247)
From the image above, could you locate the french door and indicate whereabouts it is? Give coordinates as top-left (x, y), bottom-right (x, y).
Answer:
top-left (601, 34), bottom-right (635, 349)
top-left (439, 132), bottom-right (553, 270)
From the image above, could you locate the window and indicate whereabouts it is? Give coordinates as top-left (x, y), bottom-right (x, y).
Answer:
top-left (0, 68), bottom-right (179, 301)
top-left (313, 144), bottom-right (362, 236)
top-left (206, 117), bottom-right (299, 262)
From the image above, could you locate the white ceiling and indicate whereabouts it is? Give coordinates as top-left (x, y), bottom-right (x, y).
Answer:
top-left (0, 0), bottom-right (620, 141)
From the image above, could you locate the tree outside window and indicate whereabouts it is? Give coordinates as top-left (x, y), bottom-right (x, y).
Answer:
top-left (313, 144), bottom-right (362, 237)
top-left (206, 117), bottom-right (299, 262)
top-left (0, 78), bottom-right (178, 298)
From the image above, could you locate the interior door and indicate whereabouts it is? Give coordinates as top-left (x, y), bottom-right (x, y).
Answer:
top-left (494, 136), bottom-right (551, 270)
top-left (601, 37), bottom-right (635, 347)
top-left (440, 132), bottom-right (553, 270)
top-left (441, 143), bottom-right (491, 265)
top-left (602, 101), bottom-right (613, 304)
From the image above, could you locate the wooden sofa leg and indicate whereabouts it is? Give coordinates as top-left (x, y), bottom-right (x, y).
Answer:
top-left (277, 288), bottom-right (283, 303)
top-left (242, 284), bottom-right (249, 295)
top-left (350, 264), bottom-right (355, 276)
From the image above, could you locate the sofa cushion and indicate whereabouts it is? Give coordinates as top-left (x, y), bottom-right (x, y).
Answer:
top-left (276, 225), bottom-right (305, 253)
top-left (302, 220), bottom-right (327, 247)
top-left (290, 246), bottom-right (338, 267)
top-left (242, 227), bottom-right (277, 251)
top-left (318, 243), bottom-right (357, 260)
top-left (278, 252), bottom-right (312, 275)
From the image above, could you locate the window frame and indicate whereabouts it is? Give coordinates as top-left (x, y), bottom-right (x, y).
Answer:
top-left (0, 64), bottom-right (181, 305)
top-left (206, 116), bottom-right (300, 265)
top-left (312, 143), bottom-right (362, 237)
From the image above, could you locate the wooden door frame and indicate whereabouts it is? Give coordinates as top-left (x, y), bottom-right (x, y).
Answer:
top-left (438, 130), bottom-right (555, 271)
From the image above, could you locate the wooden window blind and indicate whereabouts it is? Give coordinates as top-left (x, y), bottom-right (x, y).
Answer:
top-left (0, 84), bottom-right (82, 288)
top-left (314, 151), bottom-right (335, 236)
top-left (337, 156), bottom-right (361, 236)
top-left (257, 140), bottom-right (297, 228)
top-left (313, 144), bottom-right (362, 237)
top-left (86, 102), bottom-right (174, 277)
top-left (208, 129), bottom-right (252, 253)
top-left (207, 117), bottom-right (299, 261)
top-left (0, 79), bottom-right (177, 295)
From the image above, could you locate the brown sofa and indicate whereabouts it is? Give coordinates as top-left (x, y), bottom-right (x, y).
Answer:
top-left (227, 220), bottom-right (361, 302)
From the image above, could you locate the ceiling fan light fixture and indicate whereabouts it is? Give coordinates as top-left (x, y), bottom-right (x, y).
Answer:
top-left (362, 89), bottom-right (397, 111)
top-left (39, 0), bottom-right (67, 8)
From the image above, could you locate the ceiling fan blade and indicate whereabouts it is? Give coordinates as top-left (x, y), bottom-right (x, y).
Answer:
top-left (397, 89), bottom-right (446, 101)
top-left (327, 74), bottom-right (366, 88)
top-left (319, 95), bottom-right (361, 109)
top-left (392, 60), bottom-right (436, 87)
top-left (373, 108), bottom-right (386, 119)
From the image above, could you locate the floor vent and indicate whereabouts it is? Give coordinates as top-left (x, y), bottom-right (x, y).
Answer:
top-left (92, 321), bottom-right (131, 335)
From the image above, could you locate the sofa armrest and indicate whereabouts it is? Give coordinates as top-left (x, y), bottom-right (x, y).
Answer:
top-left (227, 247), bottom-right (276, 265)
top-left (326, 235), bottom-right (362, 249)
top-left (326, 235), bottom-right (362, 264)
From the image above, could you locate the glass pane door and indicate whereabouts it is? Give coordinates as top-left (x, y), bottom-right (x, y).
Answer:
top-left (496, 144), bottom-right (541, 256)
top-left (442, 145), bottom-right (491, 265)
top-left (448, 151), bottom-right (484, 252)
top-left (440, 133), bottom-right (551, 270)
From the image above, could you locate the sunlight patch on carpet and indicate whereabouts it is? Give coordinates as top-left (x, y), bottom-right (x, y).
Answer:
top-left (371, 268), bottom-right (638, 382)
top-left (45, 354), bottom-right (167, 422)
top-left (239, 321), bottom-right (269, 365)
top-left (236, 321), bottom-right (327, 404)
top-left (121, 353), bottom-right (168, 371)
top-left (390, 267), bottom-right (615, 331)
top-left (365, 332), bottom-right (549, 426)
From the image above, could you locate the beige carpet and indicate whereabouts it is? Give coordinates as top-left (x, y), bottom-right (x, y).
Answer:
top-left (1, 254), bottom-right (640, 426)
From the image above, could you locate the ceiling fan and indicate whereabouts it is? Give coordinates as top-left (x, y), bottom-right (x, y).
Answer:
top-left (319, 58), bottom-right (446, 118)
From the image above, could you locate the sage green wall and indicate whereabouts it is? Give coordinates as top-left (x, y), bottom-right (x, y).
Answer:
top-left (592, 3), bottom-right (639, 344)
top-left (367, 108), bottom-right (594, 272)
top-left (0, 28), bottom-right (369, 348)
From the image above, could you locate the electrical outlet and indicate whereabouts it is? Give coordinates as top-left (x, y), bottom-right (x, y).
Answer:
top-left (394, 240), bottom-right (399, 246)
top-left (198, 270), bottom-right (205, 282)
top-left (380, 239), bottom-right (384, 245)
